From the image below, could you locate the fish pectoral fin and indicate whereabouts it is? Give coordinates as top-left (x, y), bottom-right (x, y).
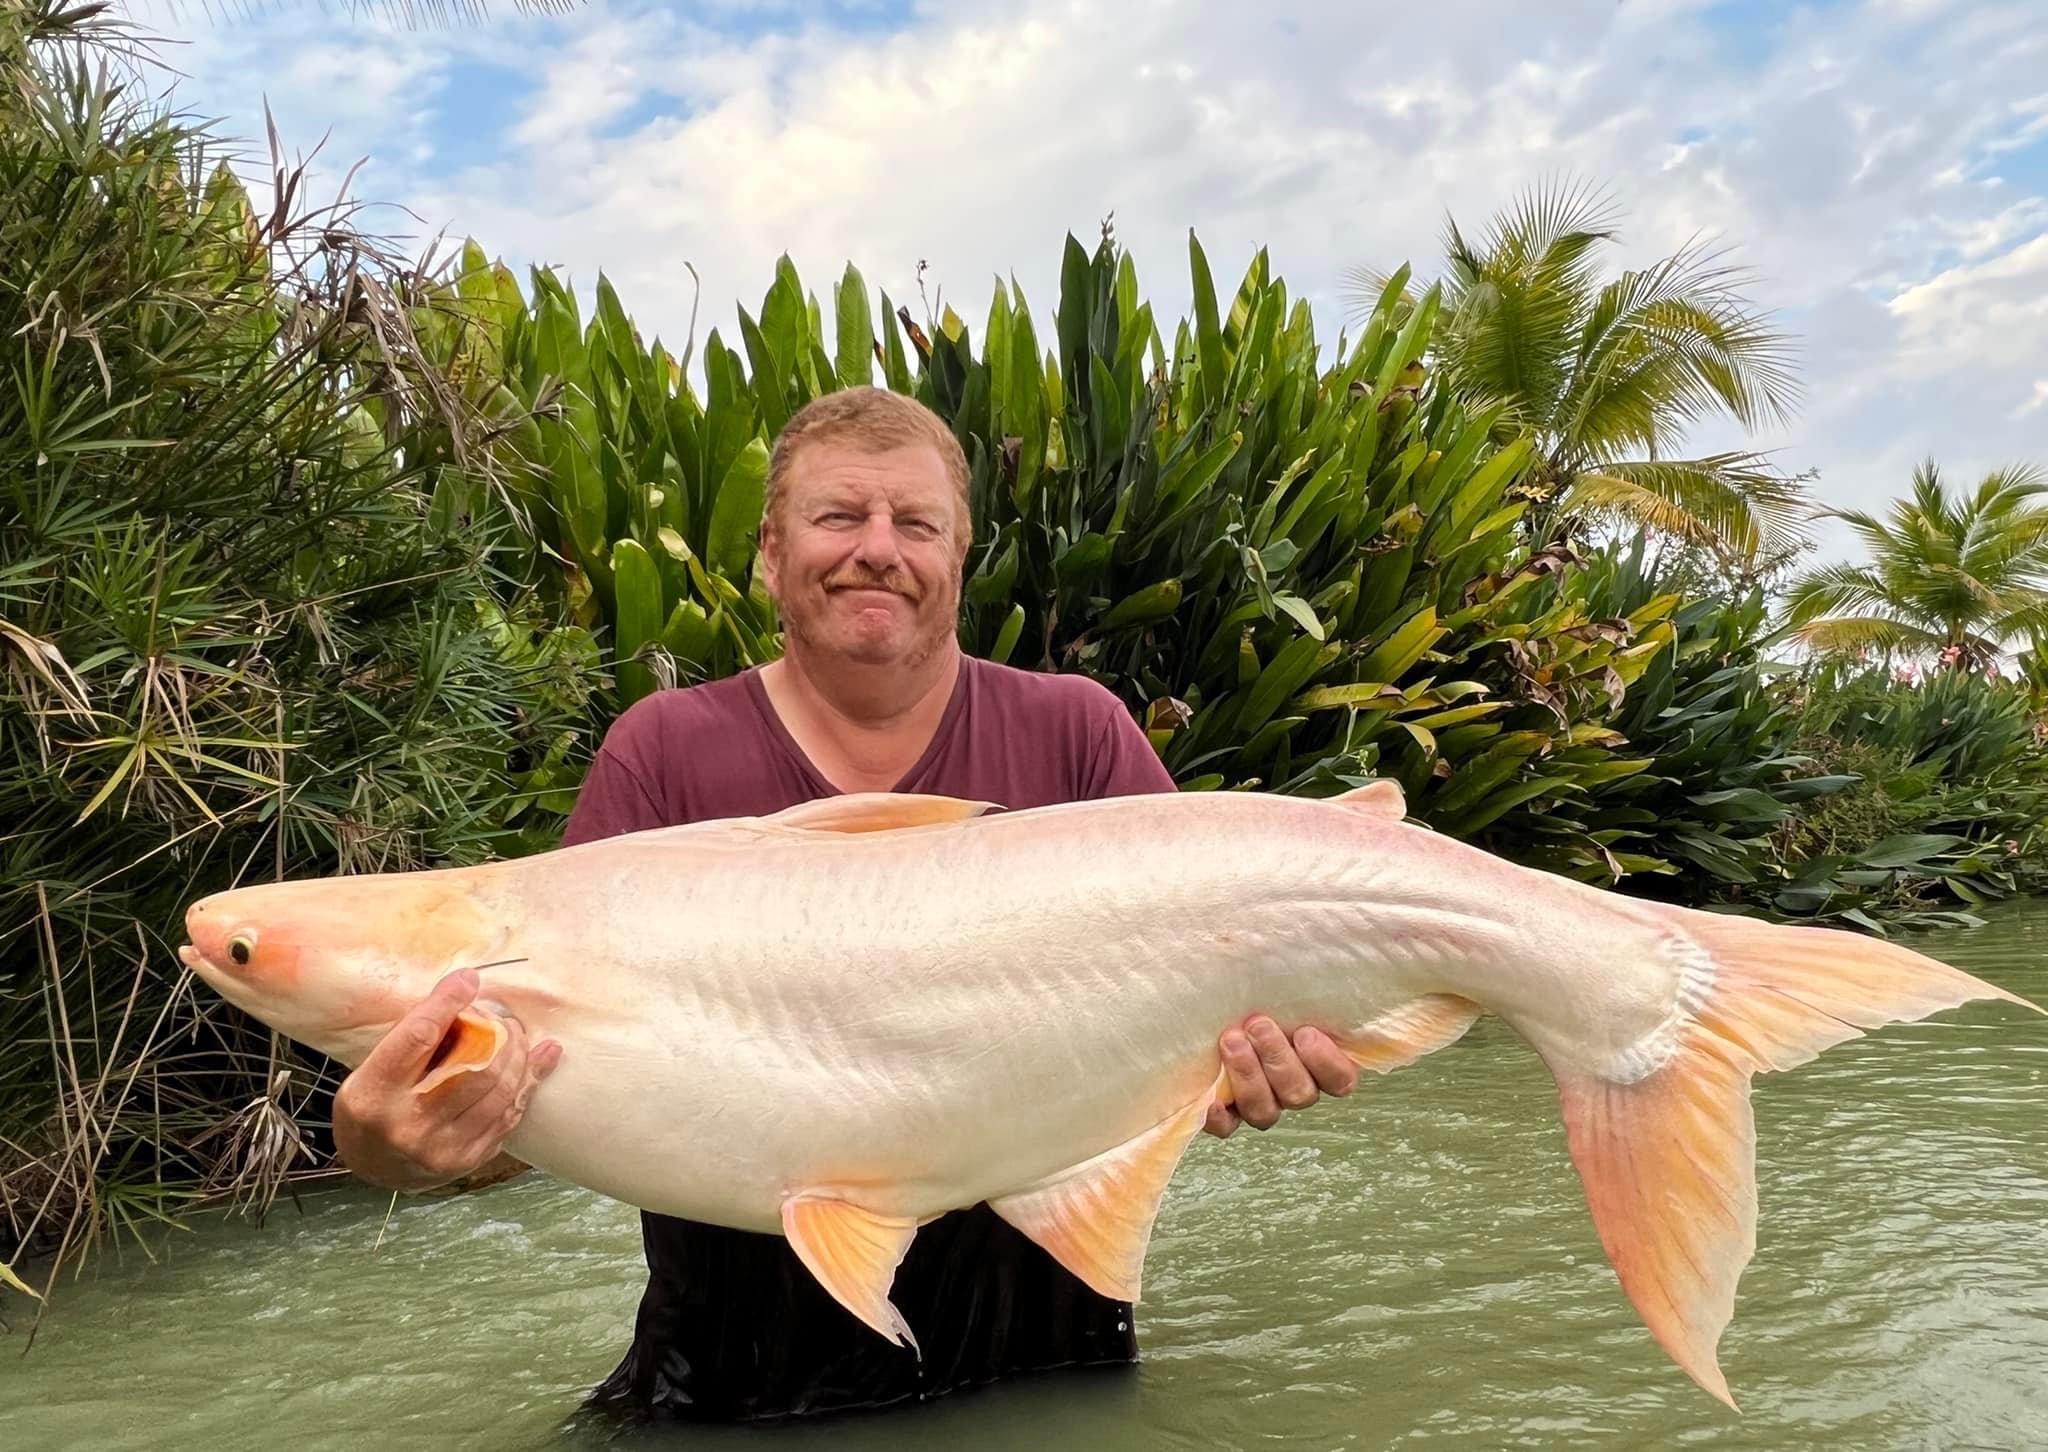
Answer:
top-left (987, 1072), bottom-right (1223, 1304)
top-left (1332, 994), bottom-right (1482, 1073)
top-left (1332, 778), bottom-right (1407, 820)
top-left (412, 1008), bottom-right (508, 1097)
top-left (781, 1195), bottom-right (923, 1353)
top-left (763, 792), bottom-right (1000, 834)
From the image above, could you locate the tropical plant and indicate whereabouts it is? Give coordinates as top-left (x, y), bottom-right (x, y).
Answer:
top-left (423, 222), bottom-right (1705, 872)
top-left (0, 0), bottom-right (598, 1297)
top-left (1767, 660), bottom-right (2048, 927)
top-left (1508, 536), bottom-right (1853, 893)
top-left (925, 230), bottom-right (1686, 855)
top-left (1349, 179), bottom-right (1809, 575)
top-left (1781, 459), bottom-right (2048, 670)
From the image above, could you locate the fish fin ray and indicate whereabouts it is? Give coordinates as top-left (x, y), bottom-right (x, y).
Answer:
top-left (1331, 994), bottom-right (1481, 1072)
top-left (764, 793), bottom-right (999, 834)
top-left (780, 1195), bottom-right (922, 1352)
top-left (987, 1071), bottom-right (1223, 1302)
top-left (1549, 911), bottom-right (2040, 1412)
top-left (412, 1008), bottom-right (507, 1097)
top-left (1332, 779), bottom-right (1407, 820)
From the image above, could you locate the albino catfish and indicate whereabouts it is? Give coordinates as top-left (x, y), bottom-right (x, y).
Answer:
top-left (177, 782), bottom-right (2040, 1408)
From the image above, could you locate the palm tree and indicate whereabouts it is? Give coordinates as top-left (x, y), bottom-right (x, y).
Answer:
top-left (1349, 179), bottom-right (1808, 575)
top-left (1782, 460), bottom-right (2048, 670)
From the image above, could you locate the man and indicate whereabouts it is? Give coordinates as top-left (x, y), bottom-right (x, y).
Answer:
top-left (330, 387), bottom-right (1360, 1421)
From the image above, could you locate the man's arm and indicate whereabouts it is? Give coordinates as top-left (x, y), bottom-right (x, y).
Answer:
top-left (1084, 691), bottom-right (1361, 1138)
top-left (330, 732), bottom-right (664, 1190)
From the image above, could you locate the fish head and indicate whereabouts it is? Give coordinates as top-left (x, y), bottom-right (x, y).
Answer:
top-left (179, 873), bottom-right (498, 1064)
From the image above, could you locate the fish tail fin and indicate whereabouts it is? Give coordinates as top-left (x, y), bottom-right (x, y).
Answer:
top-left (1547, 910), bottom-right (2040, 1411)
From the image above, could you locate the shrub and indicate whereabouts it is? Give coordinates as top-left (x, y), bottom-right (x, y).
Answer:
top-left (0, 3), bottom-right (598, 1283)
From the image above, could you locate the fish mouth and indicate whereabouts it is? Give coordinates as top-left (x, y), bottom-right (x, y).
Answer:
top-left (177, 943), bottom-right (203, 970)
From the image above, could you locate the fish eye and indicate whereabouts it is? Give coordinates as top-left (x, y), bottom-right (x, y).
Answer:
top-left (228, 935), bottom-right (255, 967)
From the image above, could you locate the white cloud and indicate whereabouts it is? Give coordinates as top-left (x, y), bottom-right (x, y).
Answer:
top-left (145, 0), bottom-right (2048, 566)
top-left (1891, 231), bottom-right (2048, 375)
top-left (510, 14), bottom-right (674, 149)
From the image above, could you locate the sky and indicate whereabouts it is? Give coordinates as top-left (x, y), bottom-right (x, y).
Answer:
top-left (128, 0), bottom-right (2048, 565)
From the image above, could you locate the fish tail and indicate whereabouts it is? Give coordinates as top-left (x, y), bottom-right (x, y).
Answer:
top-left (1545, 909), bottom-right (2041, 1411)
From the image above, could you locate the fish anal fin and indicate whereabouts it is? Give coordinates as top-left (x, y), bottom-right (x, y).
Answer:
top-left (1331, 994), bottom-right (1481, 1073)
top-left (765, 792), bottom-right (998, 834)
top-left (413, 1008), bottom-right (508, 1097)
top-left (781, 1195), bottom-right (923, 1352)
top-left (1333, 779), bottom-right (1407, 820)
top-left (988, 1072), bottom-right (1222, 1303)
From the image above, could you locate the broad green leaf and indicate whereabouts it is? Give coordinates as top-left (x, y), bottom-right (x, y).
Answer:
top-left (1270, 592), bottom-right (1324, 641)
top-left (1856, 833), bottom-right (1968, 869)
top-left (990, 603), bottom-right (1026, 664)
top-left (835, 262), bottom-right (875, 389)
top-left (706, 437), bottom-right (769, 576)
top-left (1239, 637), bottom-right (1340, 735)
top-left (1189, 229), bottom-right (1226, 408)
top-left (1101, 578), bottom-right (1182, 630)
top-left (879, 289), bottom-right (913, 392)
top-left (612, 538), bottom-right (665, 705)
top-left (1293, 681), bottom-right (1402, 712)
top-left (1357, 607), bottom-right (1443, 683)
top-left (661, 598), bottom-right (715, 670)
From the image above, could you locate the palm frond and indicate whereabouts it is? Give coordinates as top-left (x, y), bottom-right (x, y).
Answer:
top-left (1568, 453), bottom-right (1812, 562)
top-left (105, 0), bottom-right (587, 28)
top-left (1561, 243), bottom-right (1799, 443)
top-left (1788, 616), bottom-right (1947, 657)
top-left (1987, 600), bottom-right (2048, 643)
top-left (1781, 562), bottom-right (1894, 628)
top-left (1466, 174), bottom-right (1621, 273)
top-left (1567, 473), bottom-right (1715, 549)
top-left (1794, 459), bottom-right (2048, 656)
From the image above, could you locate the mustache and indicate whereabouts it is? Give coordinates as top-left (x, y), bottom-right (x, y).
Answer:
top-left (824, 566), bottom-right (919, 600)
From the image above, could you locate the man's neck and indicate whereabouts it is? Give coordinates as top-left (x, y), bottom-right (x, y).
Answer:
top-left (760, 644), bottom-right (964, 794)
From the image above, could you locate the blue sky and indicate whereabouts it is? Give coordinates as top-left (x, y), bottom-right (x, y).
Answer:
top-left (150, 0), bottom-right (2048, 565)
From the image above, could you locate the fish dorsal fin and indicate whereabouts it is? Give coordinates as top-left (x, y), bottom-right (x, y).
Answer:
top-left (986, 1069), bottom-right (1224, 1304)
top-left (765, 792), bottom-right (999, 835)
top-left (781, 1195), bottom-right (923, 1352)
top-left (1333, 778), bottom-right (1407, 820)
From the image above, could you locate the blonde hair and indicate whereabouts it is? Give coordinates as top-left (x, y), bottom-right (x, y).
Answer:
top-left (762, 387), bottom-right (972, 538)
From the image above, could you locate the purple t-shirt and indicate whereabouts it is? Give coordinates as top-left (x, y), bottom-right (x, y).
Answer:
top-left (565, 654), bottom-right (1177, 1423)
top-left (563, 653), bottom-right (1175, 839)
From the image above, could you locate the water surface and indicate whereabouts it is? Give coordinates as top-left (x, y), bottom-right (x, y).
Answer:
top-left (5, 903), bottom-right (2045, 1450)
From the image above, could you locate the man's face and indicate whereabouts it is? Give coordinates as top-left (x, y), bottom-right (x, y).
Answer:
top-left (759, 440), bottom-right (967, 671)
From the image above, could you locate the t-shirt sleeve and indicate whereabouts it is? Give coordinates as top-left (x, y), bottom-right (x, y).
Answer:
top-left (562, 703), bottom-right (674, 847)
top-left (1082, 688), bottom-right (1179, 799)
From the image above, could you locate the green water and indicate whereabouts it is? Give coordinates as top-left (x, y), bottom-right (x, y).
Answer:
top-left (5, 904), bottom-right (2046, 1451)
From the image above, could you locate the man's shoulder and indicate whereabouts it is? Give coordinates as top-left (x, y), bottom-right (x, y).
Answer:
top-left (965, 656), bottom-right (1125, 725)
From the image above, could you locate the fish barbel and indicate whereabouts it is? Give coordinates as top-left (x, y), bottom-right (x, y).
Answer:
top-left (177, 782), bottom-right (2040, 1408)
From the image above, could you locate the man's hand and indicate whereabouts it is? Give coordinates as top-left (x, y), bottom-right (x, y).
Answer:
top-left (1204, 1016), bottom-right (1358, 1138)
top-left (331, 968), bottom-right (562, 1192)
